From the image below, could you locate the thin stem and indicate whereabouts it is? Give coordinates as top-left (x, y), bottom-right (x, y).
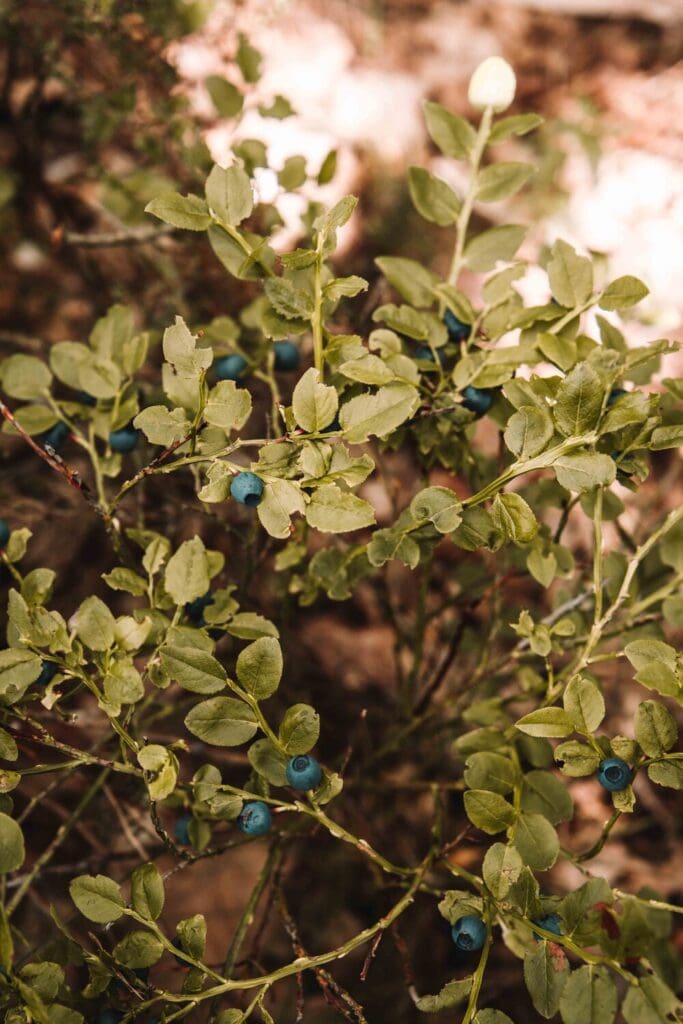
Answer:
top-left (447, 105), bottom-right (494, 287)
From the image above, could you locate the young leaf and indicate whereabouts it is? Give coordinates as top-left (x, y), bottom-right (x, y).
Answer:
top-left (407, 166), bottom-right (461, 226)
top-left (184, 696), bottom-right (258, 746)
top-left (69, 875), bottom-right (124, 923)
top-left (292, 367), bottom-right (338, 433)
top-left (599, 275), bottom-right (649, 311)
top-left (423, 101), bottom-right (476, 159)
top-left (236, 637), bottom-right (283, 700)
top-left (145, 192), bottom-right (212, 230)
top-left (547, 239), bottom-right (593, 308)
top-left (131, 863), bottom-right (165, 921)
top-left (524, 942), bottom-right (569, 1019)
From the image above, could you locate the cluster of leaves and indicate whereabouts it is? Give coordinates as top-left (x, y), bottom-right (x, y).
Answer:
top-left (0, 29), bottom-right (682, 1024)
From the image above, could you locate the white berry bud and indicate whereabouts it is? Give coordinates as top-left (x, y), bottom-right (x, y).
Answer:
top-left (468, 57), bottom-right (516, 113)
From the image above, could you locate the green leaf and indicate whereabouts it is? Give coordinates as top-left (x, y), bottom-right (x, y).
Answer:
top-left (260, 94), bottom-right (295, 119)
top-left (137, 745), bottom-right (178, 800)
top-left (257, 479), bottom-right (305, 539)
top-left (375, 255), bottom-right (439, 307)
top-left (463, 752), bottom-right (517, 795)
top-left (477, 162), bottom-right (534, 202)
top-left (563, 676), bottom-right (605, 734)
top-left (474, 1012), bottom-right (515, 1024)
top-left (279, 703), bottom-right (320, 754)
top-left (599, 275), bottom-right (649, 311)
top-left (524, 941), bottom-right (569, 1019)
top-left (622, 974), bottom-right (682, 1024)
top-left (236, 637), bottom-right (282, 700)
top-left (409, 486), bottom-right (462, 533)
top-left (103, 660), bottom-right (144, 706)
top-left (554, 453), bottom-right (616, 493)
top-left (103, 567), bottom-right (148, 597)
top-left (278, 155), bottom-right (307, 190)
top-left (204, 380), bottom-right (252, 432)
top-left (559, 965), bottom-right (617, 1024)
top-left (236, 32), bottom-right (261, 83)
top-left (305, 483), bottom-right (376, 534)
top-left (145, 192), bottom-right (211, 230)
top-left (547, 239), bottom-right (593, 308)
top-left (0, 813), bottom-right (24, 873)
top-left (650, 425), bottom-right (683, 450)
top-left (483, 842), bottom-right (523, 898)
top-left (340, 383), bottom-right (420, 442)
top-left (504, 405), bottom-right (553, 458)
top-left (163, 316), bottom-right (212, 378)
top-left (647, 760), bottom-right (683, 789)
top-left (205, 75), bottom-right (243, 117)
top-left (553, 363), bottom-right (604, 437)
top-left (0, 728), bottom-right (18, 762)
top-left (0, 649), bottom-right (42, 701)
top-left (407, 166), bottom-right (461, 226)
top-left (464, 225), bottom-right (527, 272)
top-left (69, 874), bottom-right (124, 923)
top-left (537, 332), bottom-right (577, 372)
top-left (488, 112), bottom-right (543, 143)
top-left (72, 596), bottom-right (115, 651)
top-left (131, 863), bottom-right (164, 921)
top-left (317, 148), bottom-right (337, 184)
top-left (423, 101), bottom-right (476, 159)
top-left (205, 164), bottom-right (254, 226)
top-left (1, 354), bottom-right (52, 400)
top-left (160, 645), bottom-right (227, 694)
top-left (185, 696), bottom-right (258, 746)
top-left (292, 367), bottom-right (338, 433)
top-left (49, 340), bottom-right (90, 386)
top-left (265, 278), bottom-right (314, 320)
top-left (113, 930), bottom-right (164, 969)
top-left (513, 812), bottom-right (559, 870)
top-left (634, 700), bottom-right (677, 757)
top-left (555, 740), bottom-right (601, 777)
top-left (248, 738), bottom-right (289, 786)
top-left (516, 708), bottom-right (574, 739)
top-left (415, 977), bottom-right (472, 1013)
top-left (521, 770), bottom-right (573, 825)
top-left (463, 790), bottom-right (516, 834)
top-left (491, 493), bottom-right (538, 544)
top-left (134, 405), bottom-right (190, 446)
top-left (164, 537), bottom-right (210, 606)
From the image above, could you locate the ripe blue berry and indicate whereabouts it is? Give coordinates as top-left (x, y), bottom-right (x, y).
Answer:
top-left (41, 422), bottom-right (70, 450)
top-left (230, 471), bottom-right (264, 507)
top-left (77, 391), bottom-right (97, 407)
top-left (273, 340), bottom-right (300, 372)
top-left (451, 915), bottom-right (487, 952)
top-left (237, 800), bottom-right (272, 836)
top-left (174, 813), bottom-right (191, 846)
top-left (444, 309), bottom-right (470, 343)
top-left (37, 661), bottom-right (58, 686)
top-left (414, 345), bottom-right (446, 366)
top-left (597, 757), bottom-right (632, 792)
top-left (607, 387), bottom-right (627, 407)
top-left (461, 386), bottom-right (494, 416)
top-left (215, 354), bottom-right (249, 381)
top-left (185, 592), bottom-right (213, 625)
top-left (0, 520), bottom-right (9, 549)
top-left (286, 754), bottom-right (322, 791)
top-left (532, 913), bottom-right (563, 941)
top-left (109, 426), bottom-right (139, 453)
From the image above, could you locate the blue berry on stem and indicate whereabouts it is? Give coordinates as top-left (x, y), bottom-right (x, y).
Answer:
top-left (185, 592), bottom-right (212, 625)
top-left (215, 354), bottom-right (249, 381)
top-left (0, 520), bottom-right (9, 549)
top-left (597, 757), bottom-right (632, 792)
top-left (237, 800), bottom-right (272, 836)
top-left (77, 390), bottom-right (96, 407)
top-left (461, 386), bottom-right (494, 417)
top-left (37, 661), bottom-right (58, 686)
top-left (532, 913), bottom-right (563, 941)
top-left (42, 421), bottom-right (70, 450)
top-left (109, 426), bottom-right (139, 453)
top-left (230, 471), bottom-right (264, 507)
top-left (444, 309), bottom-right (470, 343)
top-left (286, 754), bottom-right (322, 791)
top-left (451, 915), bottom-right (487, 952)
top-left (414, 345), bottom-right (446, 366)
top-left (607, 387), bottom-right (627, 407)
top-left (273, 340), bottom-right (300, 372)
top-left (174, 813), bottom-right (191, 846)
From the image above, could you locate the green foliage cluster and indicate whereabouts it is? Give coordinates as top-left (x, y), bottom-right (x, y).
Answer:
top-left (0, 24), bottom-right (681, 1024)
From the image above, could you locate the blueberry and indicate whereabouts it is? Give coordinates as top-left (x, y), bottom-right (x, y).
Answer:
top-left (286, 754), bottom-right (322, 791)
top-left (185, 592), bottom-right (213, 625)
top-left (174, 813), bottom-right (191, 846)
top-left (97, 1012), bottom-right (123, 1024)
top-left (37, 660), bottom-right (58, 686)
top-left (461, 386), bottom-right (494, 416)
top-left (444, 309), bottom-right (470, 343)
top-left (230, 471), bottom-right (264, 507)
top-left (109, 426), bottom-right (139, 453)
top-left (322, 414), bottom-right (341, 433)
top-left (0, 520), bottom-right (9, 549)
top-left (607, 387), bottom-right (627, 407)
top-left (273, 340), bottom-right (300, 372)
top-left (451, 915), bottom-right (487, 952)
top-left (237, 800), bottom-right (272, 836)
top-left (597, 756), bottom-right (632, 792)
top-left (41, 421), bottom-right (70, 450)
top-left (215, 354), bottom-right (249, 381)
top-left (414, 345), bottom-right (446, 366)
top-left (532, 912), bottom-right (563, 941)
top-left (77, 390), bottom-right (96, 407)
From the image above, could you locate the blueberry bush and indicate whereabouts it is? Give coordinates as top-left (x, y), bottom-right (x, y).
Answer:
top-left (0, 24), bottom-right (682, 1024)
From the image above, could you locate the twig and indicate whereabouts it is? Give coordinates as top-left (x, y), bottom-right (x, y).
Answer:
top-left (55, 223), bottom-right (176, 248)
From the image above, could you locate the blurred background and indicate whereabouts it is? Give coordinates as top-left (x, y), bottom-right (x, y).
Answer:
top-left (1, 2), bottom-right (682, 1021)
